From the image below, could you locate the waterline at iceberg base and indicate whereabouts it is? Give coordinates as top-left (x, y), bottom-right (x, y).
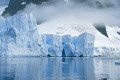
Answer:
top-left (0, 13), bottom-right (120, 57)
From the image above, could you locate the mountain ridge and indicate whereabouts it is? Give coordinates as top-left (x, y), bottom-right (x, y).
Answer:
top-left (2, 0), bottom-right (119, 17)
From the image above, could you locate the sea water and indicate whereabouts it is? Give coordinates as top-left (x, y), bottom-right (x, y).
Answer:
top-left (0, 57), bottom-right (120, 80)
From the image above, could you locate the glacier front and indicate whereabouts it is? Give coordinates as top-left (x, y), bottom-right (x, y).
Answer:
top-left (0, 13), bottom-right (95, 57)
top-left (0, 12), bottom-right (120, 57)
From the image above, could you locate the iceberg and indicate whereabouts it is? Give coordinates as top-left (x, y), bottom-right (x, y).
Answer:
top-left (0, 13), bottom-right (95, 57)
top-left (0, 13), bottom-right (110, 57)
top-left (0, 13), bottom-right (40, 57)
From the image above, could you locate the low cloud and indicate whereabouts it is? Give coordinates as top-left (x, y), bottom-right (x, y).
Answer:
top-left (18, 0), bottom-right (120, 26)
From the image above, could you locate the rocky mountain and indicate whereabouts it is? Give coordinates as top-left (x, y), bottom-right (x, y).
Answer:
top-left (2, 0), bottom-right (120, 17)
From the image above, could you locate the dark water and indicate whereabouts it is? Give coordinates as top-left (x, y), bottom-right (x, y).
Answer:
top-left (0, 57), bottom-right (120, 80)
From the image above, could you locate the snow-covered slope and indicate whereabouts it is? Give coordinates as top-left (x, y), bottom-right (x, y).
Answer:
top-left (0, 6), bottom-right (7, 15)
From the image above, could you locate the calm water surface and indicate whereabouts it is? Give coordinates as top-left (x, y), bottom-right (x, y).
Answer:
top-left (0, 57), bottom-right (120, 80)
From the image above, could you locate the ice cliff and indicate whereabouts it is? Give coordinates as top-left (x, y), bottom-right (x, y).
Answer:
top-left (0, 13), bottom-right (95, 57)
top-left (0, 13), bottom-right (120, 57)
top-left (0, 13), bottom-right (40, 57)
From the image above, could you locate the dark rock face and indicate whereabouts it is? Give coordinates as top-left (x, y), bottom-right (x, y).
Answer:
top-left (2, 0), bottom-right (48, 17)
top-left (93, 23), bottom-right (109, 38)
top-left (117, 32), bottom-right (120, 35)
top-left (2, 0), bottom-right (118, 17)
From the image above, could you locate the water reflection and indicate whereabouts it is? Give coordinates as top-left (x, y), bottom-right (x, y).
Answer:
top-left (0, 57), bottom-right (120, 80)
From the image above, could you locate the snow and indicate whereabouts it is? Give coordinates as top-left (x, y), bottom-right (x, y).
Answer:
top-left (42, 2), bottom-right (47, 4)
top-left (21, 2), bottom-right (26, 5)
top-left (0, 6), bottom-right (7, 15)
top-left (0, 0), bottom-right (9, 6)
top-left (0, 0), bottom-right (9, 15)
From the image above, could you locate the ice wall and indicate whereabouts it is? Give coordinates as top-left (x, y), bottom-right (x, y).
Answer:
top-left (0, 13), bottom-right (95, 57)
top-left (38, 33), bottom-right (95, 57)
top-left (0, 13), bottom-right (41, 57)
top-left (61, 33), bottom-right (95, 57)
top-left (76, 33), bottom-right (95, 57)
top-left (45, 34), bottom-right (63, 56)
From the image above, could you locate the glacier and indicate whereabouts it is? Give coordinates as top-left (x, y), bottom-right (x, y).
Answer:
top-left (0, 13), bottom-right (95, 57)
top-left (0, 12), bottom-right (120, 57)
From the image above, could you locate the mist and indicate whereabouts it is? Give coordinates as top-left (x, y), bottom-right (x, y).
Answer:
top-left (18, 0), bottom-right (120, 26)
